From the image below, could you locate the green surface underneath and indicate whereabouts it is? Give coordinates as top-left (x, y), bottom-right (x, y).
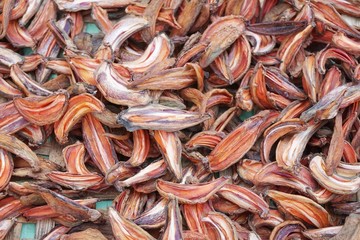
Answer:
top-left (20, 223), bottom-right (36, 240)
top-left (240, 110), bottom-right (255, 121)
top-left (85, 23), bottom-right (101, 34)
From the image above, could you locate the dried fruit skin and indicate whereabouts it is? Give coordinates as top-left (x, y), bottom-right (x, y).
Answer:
top-left (108, 207), bottom-right (155, 240)
top-left (0, 1), bottom-right (359, 239)
top-left (82, 114), bottom-right (118, 175)
top-left (208, 110), bottom-right (277, 172)
top-left (156, 177), bottom-right (229, 204)
top-left (118, 104), bottom-right (210, 132)
top-left (14, 93), bottom-right (68, 126)
top-left (267, 190), bottom-right (332, 228)
top-left (54, 93), bottom-right (104, 144)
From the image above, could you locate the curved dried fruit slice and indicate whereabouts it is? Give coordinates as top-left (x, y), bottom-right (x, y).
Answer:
top-left (261, 119), bottom-right (306, 163)
top-left (269, 220), bottom-right (306, 240)
top-left (156, 177), bottom-right (229, 204)
top-left (267, 190), bottom-right (332, 228)
top-left (161, 199), bottom-right (183, 240)
top-left (217, 184), bottom-right (269, 218)
top-left (0, 133), bottom-right (40, 171)
top-left (153, 130), bottom-right (182, 180)
top-left (208, 110), bottom-right (277, 171)
top-left (118, 104), bottom-right (210, 132)
top-left (102, 15), bottom-right (148, 52)
top-left (199, 16), bottom-right (245, 68)
top-left (309, 155), bottom-right (360, 194)
top-left (108, 207), bottom-right (155, 240)
top-left (254, 162), bottom-right (318, 195)
top-left (202, 212), bottom-right (238, 240)
top-left (14, 93), bottom-right (68, 126)
top-left (47, 172), bottom-right (104, 190)
top-left (24, 183), bottom-right (101, 223)
top-left (82, 114), bottom-right (118, 175)
top-left (54, 93), bottom-right (104, 144)
top-left (95, 61), bottom-right (152, 107)
top-left (0, 149), bottom-right (13, 191)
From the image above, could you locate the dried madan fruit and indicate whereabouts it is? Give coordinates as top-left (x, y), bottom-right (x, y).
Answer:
top-left (0, 1), bottom-right (359, 239)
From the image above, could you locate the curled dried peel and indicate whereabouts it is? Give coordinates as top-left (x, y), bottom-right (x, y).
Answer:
top-left (47, 172), bottom-right (104, 191)
top-left (54, 93), bottom-right (104, 144)
top-left (6, 20), bottom-right (35, 48)
top-left (202, 212), bottom-right (238, 240)
top-left (208, 110), bottom-right (278, 172)
top-left (245, 31), bottom-right (276, 56)
top-left (276, 120), bottom-right (323, 173)
top-left (309, 155), bottom-right (360, 194)
top-left (92, 4), bottom-right (113, 34)
top-left (319, 66), bottom-right (343, 100)
top-left (108, 207), bottom-right (155, 240)
top-left (82, 114), bottom-right (118, 175)
top-left (0, 76), bottom-right (22, 98)
top-left (199, 16), bottom-right (245, 68)
top-left (95, 61), bottom-right (152, 107)
top-left (121, 33), bottom-right (173, 73)
top-left (24, 183), bottom-right (101, 223)
top-left (278, 24), bottom-right (314, 73)
top-left (0, 133), bottom-right (40, 171)
top-left (325, 112), bottom-right (345, 175)
top-left (217, 184), bottom-right (270, 218)
top-left (127, 130), bottom-right (150, 167)
top-left (316, 48), bottom-right (358, 75)
top-left (117, 159), bottom-right (167, 187)
top-left (250, 63), bottom-right (274, 109)
top-left (185, 131), bottom-right (224, 151)
top-left (303, 226), bottom-right (342, 240)
top-left (301, 85), bottom-right (349, 122)
top-left (237, 159), bottom-right (264, 183)
top-left (0, 149), bottom-right (13, 191)
top-left (23, 198), bottom-right (98, 220)
top-left (0, 101), bottom-right (29, 134)
top-left (182, 202), bottom-right (216, 238)
top-left (63, 141), bottom-right (90, 175)
top-left (249, 209), bottom-right (284, 236)
top-left (261, 118), bottom-right (306, 163)
top-left (0, 46), bottom-right (23, 67)
top-left (0, 197), bottom-right (29, 221)
top-left (10, 64), bottom-right (53, 96)
top-left (102, 15), bottom-right (148, 52)
top-left (254, 162), bottom-right (318, 195)
top-left (332, 31), bottom-right (360, 56)
top-left (265, 67), bottom-right (306, 100)
top-left (161, 199), bottom-right (183, 240)
top-left (210, 36), bottom-right (251, 84)
top-left (269, 220), bottom-right (306, 240)
top-left (134, 198), bottom-right (168, 229)
top-left (302, 54), bottom-right (321, 103)
top-left (311, 1), bottom-right (360, 38)
top-left (156, 177), bottom-right (229, 204)
top-left (267, 190), bottom-right (332, 228)
top-left (118, 104), bottom-right (210, 132)
top-left (129, 63), bottom-right (201, 91)
top-left (153, 130), bottom-right (182, 180)
top-left (67, 55), bottom-right (101, 85)
top-left (14, 93), bottom-right (68, 126)
top-left (105, 162), bottom-right (139, 185)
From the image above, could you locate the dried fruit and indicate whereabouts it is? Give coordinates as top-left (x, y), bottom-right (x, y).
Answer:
top-left (0, 1), bottom-right (359, 239)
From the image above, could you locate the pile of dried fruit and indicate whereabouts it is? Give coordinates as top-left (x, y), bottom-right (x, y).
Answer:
top-left (1, 0), bottom-right (360, 239)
